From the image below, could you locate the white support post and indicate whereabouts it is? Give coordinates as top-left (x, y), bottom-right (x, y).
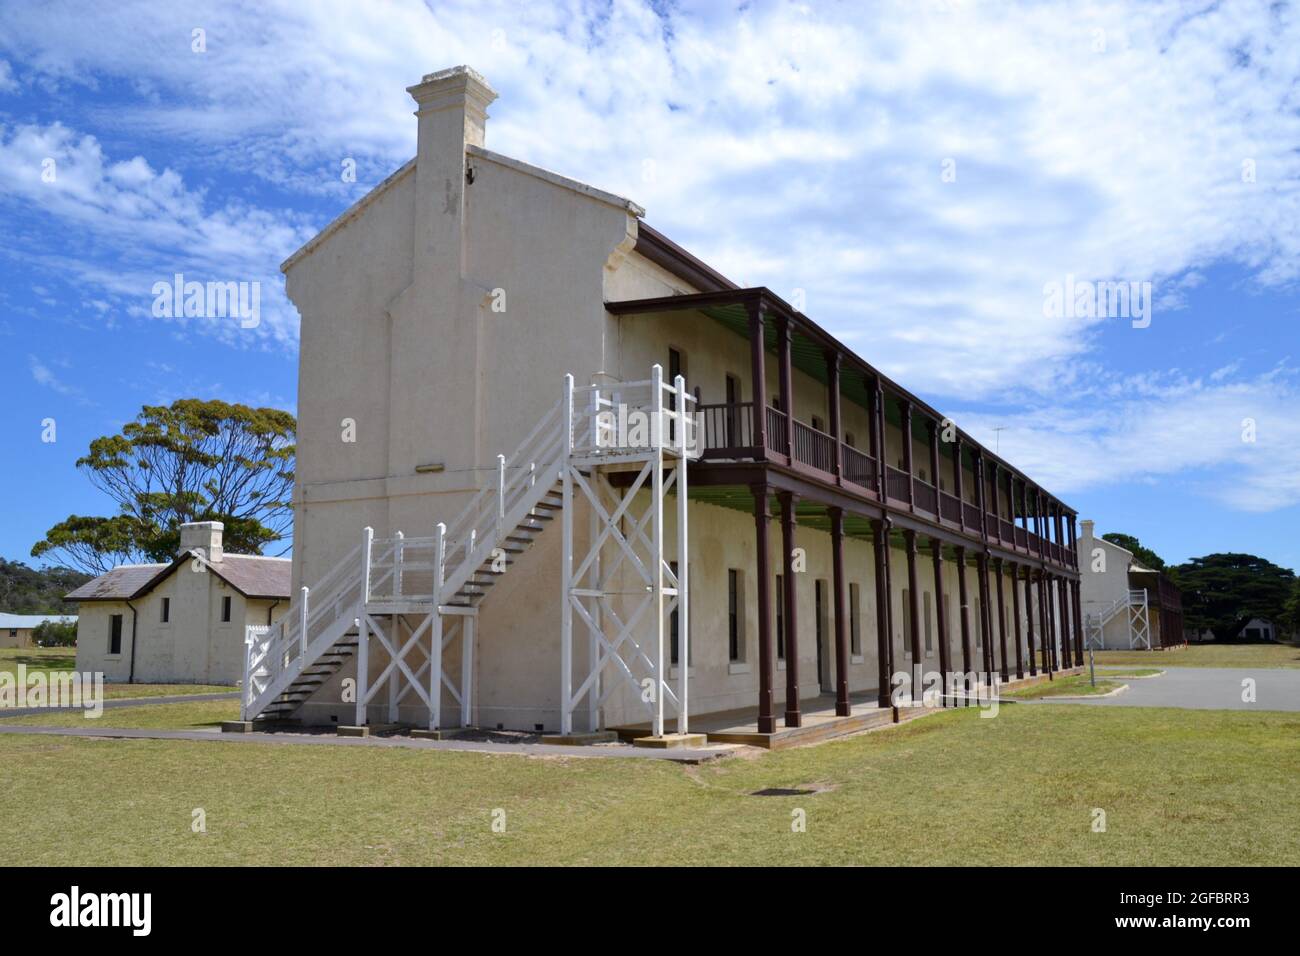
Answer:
top-left (461, 615), bottom-right (474, 728)
top-left (388, 613), bottom-right (400, 723)
top-left (651, 363), bottom-right (665, 738)
top-left (674, 373), bottom-right (689, 735)
top-left (240, 629), bottom-right (254, 721)
top-left (430, 523), bottom-right (446, 731)
top-left (588, 474), bottom-right (601, 733)
top-left (354, 616), bottom-right (368, 726)
top-left (560, 374), bottom-right (575, 735)
top-left (496, 453), bottom-right (506, 542)
top-left (298, 585), bottom-right (309, 659)
top-left (361, 526), bottom-right (374, 604)
top-left (394, 530), bottom-right (404, 599)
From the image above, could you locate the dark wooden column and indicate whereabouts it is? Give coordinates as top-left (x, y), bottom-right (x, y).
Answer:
top-left (975, 551), bottom-right (992, 685)
top-left (928, 419), bottom-right (940, 495)
top-left (953, 438), bottom-right (965, 529)
top-left (873, 382), bottom-right (888, 499)
top-left (955, 546), bottom-right (972, 703)
top-left (829, 507), bottom-right (850, 716)
top-left (994, 557), bottom-right (1009, 683)
top-left (903, 531), bottom-right (922, 701)
top-left (871, 517), bottom-right (893, 707)
top-left (752, 484), bottom-right (775, 733)
top-left (1058, 571), bottom-right (1073, 667)
top-left (748, 302), bottom-right (768, 456)
top-left (931, 537), bottom-right (950, 706)
top-left (989, 462), bottom-right (1001, 538)
top-left (1023, 565), bottom-right (1037, 677)
top-left (1010, 561), bottom-right (1024, 679)
top-left (826, 349), bottom-right (843, 482)
top-left (1045, 573), bottom-right (1059, 671)
top-left (1073, 579), bottom-right (1085, 661)
top-left (975, 452), bottom-right (988, 544)
top-left (901, 400), bottom-right (915, 510)
top-left (779, 491), bottom-right (801, 727)
top-left (777, 317), bottom-right (794, 458)
top-left (1039, 572), bottom-right (1053, 673)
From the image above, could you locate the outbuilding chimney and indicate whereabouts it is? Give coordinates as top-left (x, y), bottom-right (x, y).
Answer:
top-left (179, 521), bottom-right (223, 564)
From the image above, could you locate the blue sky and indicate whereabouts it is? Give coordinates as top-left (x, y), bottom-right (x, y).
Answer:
top-left (2, 0), bottom-right (1298, 573)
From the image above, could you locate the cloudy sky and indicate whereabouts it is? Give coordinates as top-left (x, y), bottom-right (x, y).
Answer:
top-left (2, 0), bottom-right (1298, 570)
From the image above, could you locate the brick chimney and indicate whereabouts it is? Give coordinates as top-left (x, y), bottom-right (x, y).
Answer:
top-left (179, 521), bottom-right (223, 563)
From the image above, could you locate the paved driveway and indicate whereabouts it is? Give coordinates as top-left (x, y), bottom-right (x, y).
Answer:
top-left (1041, 666), bottom-right (1300, 711)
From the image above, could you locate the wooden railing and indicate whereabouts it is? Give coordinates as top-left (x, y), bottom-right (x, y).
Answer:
top-left (913, 480), bottom-right (938, 515)
top-left (842, 444), bottom-right (875, 489)
top-left (689, 402), bottom-right (1076, 569)
top-left (885, 466), bottom-right (910, 502)
top-left (766, 405), bottom-right (788, 455)
top-left (697, 401), bottom-right (754, 453)
top-left (791, 418), bottom-right (836, 474)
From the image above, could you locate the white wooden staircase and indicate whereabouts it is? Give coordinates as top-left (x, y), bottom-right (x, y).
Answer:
top-left (243, 367), bottom-right (698, 734)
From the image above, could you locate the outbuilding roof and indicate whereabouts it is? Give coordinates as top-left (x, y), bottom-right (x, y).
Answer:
top-left (65, 554), bottom-right (291, 603)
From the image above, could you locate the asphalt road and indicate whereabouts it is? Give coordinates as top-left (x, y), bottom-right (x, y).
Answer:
top-left (1041, 666), bottom-right (1300, 711)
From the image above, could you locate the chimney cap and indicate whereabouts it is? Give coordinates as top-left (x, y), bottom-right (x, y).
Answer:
top-left (407, 65), bottom-right (497, 104)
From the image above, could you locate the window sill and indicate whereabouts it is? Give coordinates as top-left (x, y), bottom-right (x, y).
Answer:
top-left (668, 666), bottom-right (694, 680)
top-left (850, 654), bottom-right (864, 665)
top-left (728, 661), bottom-right (751, 675)
top-left (777, 660), bottom-right (786, 671)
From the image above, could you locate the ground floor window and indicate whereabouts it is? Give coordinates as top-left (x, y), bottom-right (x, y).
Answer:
top-left (160, 597), bottom-right (170, 623)
top-left (221, 595), bottom-right (232, 623)
top-left (849, 582), bottom-right (861, 656)
top-left (727, 569), bottom-right (744, 662)
top-left (109, 614), bottom-right (123, 655)
top-left (924, 592), bottom-right (933, 653)
top-left (775, 574), bottom-right (784, 659)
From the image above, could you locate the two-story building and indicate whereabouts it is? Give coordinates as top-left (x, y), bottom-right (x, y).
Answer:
top-left (261, 65), bottom-right (1084, 743)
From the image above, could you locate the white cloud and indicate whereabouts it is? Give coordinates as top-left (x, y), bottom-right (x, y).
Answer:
top-left (27, 353), bottom-right (84, 400)
top-left (2, 0), bottom-right (1299, 510)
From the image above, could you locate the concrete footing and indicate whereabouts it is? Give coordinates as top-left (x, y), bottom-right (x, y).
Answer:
top-left (632, 733), bottom-right (709, 750)
top-left (221, 720), bottom-right (253, 734)
top-left (540, 730), bottom-right (619, 746)
top-left (410, 728), bottom-right (444, 740)
top-left (337, 725), bottom-right (369, 738)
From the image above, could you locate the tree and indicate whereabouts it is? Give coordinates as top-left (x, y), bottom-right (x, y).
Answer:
top-left (1282, 579), bottom-right (1300, 641)
top-left (1171, 553), bottom-right (1296, 642)
top-left (1101, 532), bottom-right (1165, 571)
top-left (33, 399), bottom-right (295, 575)
top-left (0, 558), bottom-right (90, 613)
top-left (32, 618), bottom-right (77, 647)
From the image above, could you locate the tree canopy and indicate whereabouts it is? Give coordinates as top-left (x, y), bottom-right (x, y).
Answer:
top-left (32, 399), bottom-right (295, 575)
top-left (1170, 553), bottom-right (1296, 642)
top-left (1101, 532), bottom-right (1166, 570)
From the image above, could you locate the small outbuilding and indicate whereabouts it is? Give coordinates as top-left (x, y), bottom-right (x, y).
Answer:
top-left (66, 522), bottom-right (291, 684)
top-left (0, 613), bottom-right (77, 649)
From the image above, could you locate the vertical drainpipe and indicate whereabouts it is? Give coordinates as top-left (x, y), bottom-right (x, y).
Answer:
top-left (125, 599), bottom-right (139, 684)
top-left (266, 599), bottom-right (280, 625)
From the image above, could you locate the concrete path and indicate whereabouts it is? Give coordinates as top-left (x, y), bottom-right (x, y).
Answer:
top-left (0, 723), bottom-right (731, 763)
top-left (1038, 666), bottom-right (1300, 711)
top-left (0, 691), bottom-right (238, 719)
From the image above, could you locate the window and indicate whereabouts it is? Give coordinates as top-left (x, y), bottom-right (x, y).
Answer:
top-left (974, 597), bottom-right (982, 649)
top-left (845, 431), bottom-right (856, 449)
top-left (775, 574), bottom-right (785, 659)
top-left (109, 614), bottom-right (123, 655)
top-left (850, 583), bottom-right (861, 656)
top-left (160, 597), bottom-right (170, 623)
top-left (902, 589), bottom-right (910, 656)
top-left (221, 595), bottom-right (232, 623)
top-left (924, 592), bottom-right (933, 653)
top-left (727, 569), bottom-right (743, 662)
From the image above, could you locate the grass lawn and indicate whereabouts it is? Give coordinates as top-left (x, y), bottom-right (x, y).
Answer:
top-left (1, 702), bottom-right (1296, 866)
top-left (1094, 643), bottom-right (1300, 670)
top-left (0, 647), bottom-right (234, 700)
top-left (0, 698), bottom-right (238, 729)
top-left (1005, 674), bottom-right (1125, 699)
